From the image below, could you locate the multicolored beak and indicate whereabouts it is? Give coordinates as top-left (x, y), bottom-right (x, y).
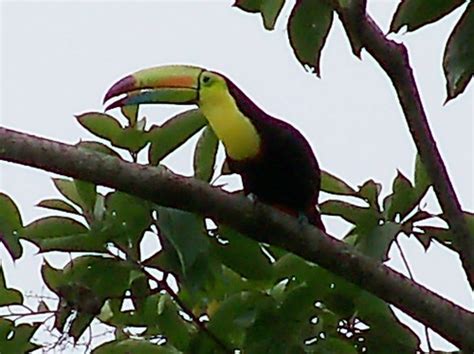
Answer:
top-left (103, 65), bottom-right (204, 110)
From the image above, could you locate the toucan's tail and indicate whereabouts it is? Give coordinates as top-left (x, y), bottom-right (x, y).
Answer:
top-left (306, 207), bottom-right (326, 232)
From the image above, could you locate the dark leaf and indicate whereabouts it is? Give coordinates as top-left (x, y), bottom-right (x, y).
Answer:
top-left (356, 292), bottom-right (420, 352)
top-left (193, 126), bottom-right (219, 182)
top-left (211, 226), bottom-right (273, 280)
top-left (0, 267), bottom-right (23, 306)
top-left (358, 179), bottom-right (382, 211)
top-left (24, 216), bottom-right (88, 240)
top-left (74, 179), bottom-right (97, 213)
top-left (155, 207), bottom-right (211, 292)
top-left (93, 339), bottom-right (181, 354)
top-left (0, 193), bottom-right (23, 259)
top-left (443, 3), bottom-right (473, 101)
top-left (390, 0), bottom-right (466, 32)
top-left (314, 338), bottom-right (357, 354)
top-left (37, 198), bottom-right (80, 214)
top-left (320, 200), bottom-right (377, 227)
top-left (0, 319), bottom-right (40, 353)
top-left (148, 109), bottom-right (207, 165)
top-left (207, 291), bottom-right (275, 348)
top-left (415, 226), bottom-right (457, 251)
top-left (102, 192), bottom-right (152, 257)
top-left (288, 0), bottom-right (334, 76)
top-left (156, 294), bottom-right (192, 351)
top-left (414, 154), bottom-right (431, 196)
top-left (234, 0), bottom-right (261, 12)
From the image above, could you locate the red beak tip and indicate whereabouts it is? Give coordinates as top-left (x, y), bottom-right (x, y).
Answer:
top-left (102, 75), bottom-right (136, 105)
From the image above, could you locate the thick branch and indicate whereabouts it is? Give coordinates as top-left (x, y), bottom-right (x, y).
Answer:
top-left (0, 128), bottom-right (473, 350)
top-left (336, 1), bottom-right (474, 288)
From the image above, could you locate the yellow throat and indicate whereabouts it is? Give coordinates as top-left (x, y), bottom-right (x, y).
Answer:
top-left (199, 83), bottom-right (261, 161)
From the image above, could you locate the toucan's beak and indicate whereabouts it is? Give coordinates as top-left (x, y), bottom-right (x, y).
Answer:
top-left (103, 65), bottom-right (204, 110)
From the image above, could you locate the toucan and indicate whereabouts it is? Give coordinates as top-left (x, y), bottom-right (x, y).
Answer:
top-left (103, 65), bottom-right (325, 231)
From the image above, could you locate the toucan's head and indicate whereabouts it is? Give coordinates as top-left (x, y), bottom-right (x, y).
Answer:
top-left (104, 65), bottom-right (227, 111)
top-left (103, 65), bottom-right (261, 160)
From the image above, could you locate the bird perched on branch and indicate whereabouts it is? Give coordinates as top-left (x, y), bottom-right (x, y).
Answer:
top-left (104, 65), bottom-right (325, 231)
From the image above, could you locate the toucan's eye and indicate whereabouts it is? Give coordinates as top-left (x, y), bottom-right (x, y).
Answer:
top-left (202, 75), bottom-right (211, 84)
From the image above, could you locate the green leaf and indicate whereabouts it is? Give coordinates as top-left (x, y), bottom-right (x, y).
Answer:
top-left (52, 178), bottom-right (83, 209)
top-left (211, 226), bottom-right (273, 280)
top-left (320, 170), bottom-right (356, 195)
top-left (0, 319), bottom-right (39, 353)
top-left (112, 127), bottom-right (149, 153)
top-left (76, 140), bottom-right (122, 159)
top-left (234, 0), bottom-right (261, 12)
top-left (314, 338), bottom-right (357, 354)
top-left (193, 126), bottom-right (219, 182)
top-left (156, 294), bottom-right (192, 351)
top-left (93, 339), bottom-right (181, 354)
top-left (320, 200), bottom-right (377, 226)
top-left (148, 109), bottom-right (207, 165)
top-left (43, 256), bottom-right (132, 308)
top-left (24, 216), bottom-right (88, 240)
top-left (390, 0), bottom-right (466, 33)
top-left (76, 112), bottom-right (123, 141)
top-left (414, 225), bottom-right (456, 251)
top-left (384, 171), bottom-right (414, 221)
top-left (37, 198), bottom-right (80, 214)
top-left (23, 216), bottom-right (100, 252)
top-left (0, 193), bottom-right (23, 260)
top-left (74, 179), bottom-right (97, 213)
top-left (234, 0), bottom-right (286, 30)
top-left (384, 167), bottom-right (431, 222)
top-left (121, 105), bottom-right (139, 127)
top-left (155, 207), bottom-right (211, 292)
top-left (207, 291), bottom-right (274, 348)
top-left (261, 0), bottom-right (286, 30)
top-left (102, 192), bottom-right (152, 257)
top-left (357, 179), bottom-right (382, 211)
top-left (414, 155), bottom-right (431, 197)
top-left (288, 0), bottom-right (334, 76)
top-left (355, 292), bottom-right (420, 353)
top-left (0, 267), bottom-right (23, 306)
top-left (443, 3), bottom-right (473, 101)
top-left (355, 221), bottom-right (401, 261)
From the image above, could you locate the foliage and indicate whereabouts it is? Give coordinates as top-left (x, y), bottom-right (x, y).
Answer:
top-left (236, 0), bottom-right (472, 101)
top-left (0, 0), bottom-right (472, 352)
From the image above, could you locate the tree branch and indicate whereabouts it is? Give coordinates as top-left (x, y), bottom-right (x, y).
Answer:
top-left (0, 127), bottom-right (473, 350)
top-left (335, 0), bottom-right (474, 289)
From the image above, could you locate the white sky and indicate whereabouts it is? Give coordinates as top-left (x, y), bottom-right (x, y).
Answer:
top-left (1, 0), bottom-right (473, 352)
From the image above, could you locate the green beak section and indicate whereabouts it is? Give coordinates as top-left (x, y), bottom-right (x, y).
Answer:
top-left (103, 65), bottom-right (204, 110)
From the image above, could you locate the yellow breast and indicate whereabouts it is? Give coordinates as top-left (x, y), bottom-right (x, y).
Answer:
top-left (199, 88), bottom-right (261, 161)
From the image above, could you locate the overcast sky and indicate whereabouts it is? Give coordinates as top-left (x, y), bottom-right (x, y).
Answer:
top-left (1, 0), bottom-right (472, 352)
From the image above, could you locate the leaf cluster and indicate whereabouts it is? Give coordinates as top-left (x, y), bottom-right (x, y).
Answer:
top-left (235, 0), bottom-right (473, 101)
top-left (0, 98), bottom-right (466, 353)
